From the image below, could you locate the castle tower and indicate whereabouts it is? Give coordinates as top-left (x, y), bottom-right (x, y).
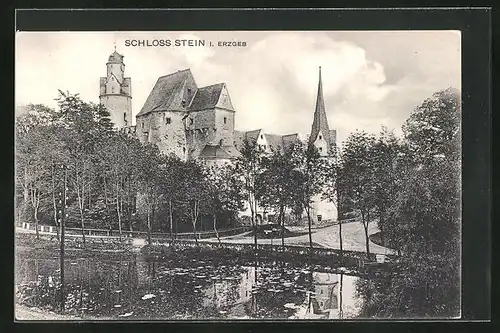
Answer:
top-left (309, 66), bottom-right (338, 222)
top-left (99, 48), bottom-right (133, 129)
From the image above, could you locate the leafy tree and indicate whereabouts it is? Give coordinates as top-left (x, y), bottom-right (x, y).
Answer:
top-left (135, 143), bottom-right (164, 244)
top-left (205, 164), bottom-right (246, 244)
top-left (256, 148), bottom-right (296, 248)
top-left (235, 138), bottom-right (264, 249)
top-left (179, 160), bottom-right (208, 246)
top-left (356, 88), bottom-right (461, 318)
top-left (341, 131), bottom-right (377, 257)
top-left (322, 144), bottom-right (344, 258)
top-left (289, 142), bottom-right (328, 251)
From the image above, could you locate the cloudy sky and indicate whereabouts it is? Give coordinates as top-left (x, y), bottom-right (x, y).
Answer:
top-left (15, 31), bottom-right (460, 144)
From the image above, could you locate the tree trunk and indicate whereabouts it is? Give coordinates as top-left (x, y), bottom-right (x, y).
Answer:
top-left (280, 204), bottom-right (285, 249)
top-left (146, 209), bottom-right (152, 244)
top-left (249, 192), bottom-right (257, 249)
top-left (305, 204), bottom-right (313, 251)
top-left (23, 167), bottom-right (29, 202)
top-left (169, 198), bottom-right (174, 240)
top-left (213, 213), bottom-right (221, 245)
top-left (76, 166), bottom-right (87, 247)
top-left (51, 163), bottom-right (60, 242)
top-left (33, 188), bottom-right (40, 240)
top-left (379, 209), bottom-right (385, 246)
top-left (59, 166), bottom-right (67, 313)
top-left (361, 210), bottom-right (371, 257)
top-left (192, 201), bottom-right (199, 246)
top-left (115, 176), bottom-right (122, 242)
top-left (336, 222), bottom-right (342, 266)
top-left (339, 271), bottom-right (344, 319)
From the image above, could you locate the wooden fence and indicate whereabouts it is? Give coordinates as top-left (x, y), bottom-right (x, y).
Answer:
top-left (17, 222), bottom-right (253, 240)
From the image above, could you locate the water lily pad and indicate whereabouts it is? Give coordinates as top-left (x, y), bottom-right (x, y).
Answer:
top-left (114, 304), bottom-right (122, 308)
top-left (115, 290), bottom-right (122, 293)
top-left (142, 294), bottom-right (156, 300)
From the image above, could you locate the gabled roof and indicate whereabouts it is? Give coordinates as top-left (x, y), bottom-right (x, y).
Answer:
top-left (220, 145), bottom-right (241, 158)
top-left (198, 144), bottom-right (232, 159)
top-left (244, 129), bottom-right (262, 143)
top-left (264, 134), bottom-right (284, 152)
top-left (189, 83), bottom-right (234, 111)
top-left (136, 69), bottom-right (195, 117)
top-left (283, 133), bottom-right (300, 150)
top-left (308, 67), bottom-right (332, 151)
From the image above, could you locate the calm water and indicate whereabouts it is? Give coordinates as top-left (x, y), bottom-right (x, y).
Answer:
top-left (15, 252), bottom-right (363, 320)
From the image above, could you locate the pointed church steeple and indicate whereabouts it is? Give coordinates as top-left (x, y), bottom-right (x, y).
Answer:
top-left (308, 66), bottom-right (332, 152)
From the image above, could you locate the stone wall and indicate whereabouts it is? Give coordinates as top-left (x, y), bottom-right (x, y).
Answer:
top-left (137, 111), bottom-right (188, 160)
top-left (99, 94), bottom-right (133, 128)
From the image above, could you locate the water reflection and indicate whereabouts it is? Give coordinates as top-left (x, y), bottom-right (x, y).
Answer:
top-left (15, 253), bottom-right (362, 320)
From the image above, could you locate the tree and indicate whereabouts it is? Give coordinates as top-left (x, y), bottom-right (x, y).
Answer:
top-left (370, 128), bottom-right (402, 245)
top-left (205, 164), bottom-right (246, 244)
top-left (15, 105), bottom-right (59, 239)
top-left (256, 149), bottom-right (296, 248)
top-left (322, 144), bottom-right (344, 259)
top-left (341, 131), bottom-right (377, 257)
top-left (135, 143), bottom-right (163, 244)
top-left (289, 142), bottom-right (328, 251)
top-left (180, 160), bottom-right (208, 246)
top-left (159, 154), bottom-right (185, 239)
top-left (53, 91), bottom-right (115, 246)
top-left (355, 88), bottom-right (461, 318)
top-left (235, 138), bottom-right (264, 249)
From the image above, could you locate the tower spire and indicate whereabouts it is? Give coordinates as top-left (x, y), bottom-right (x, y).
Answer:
top-left (308, 66), bottom-right (331, 150)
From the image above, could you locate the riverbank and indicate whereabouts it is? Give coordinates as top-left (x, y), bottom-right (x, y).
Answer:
top-left (15, 304), bottom-right (82, 321)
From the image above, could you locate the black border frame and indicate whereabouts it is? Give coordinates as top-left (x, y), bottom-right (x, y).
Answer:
top-left (6, 7), bottom-right (492, 333)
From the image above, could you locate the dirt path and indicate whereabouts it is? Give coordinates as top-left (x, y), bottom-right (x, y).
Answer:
top-left (201, 222), bottom-right (394, 255)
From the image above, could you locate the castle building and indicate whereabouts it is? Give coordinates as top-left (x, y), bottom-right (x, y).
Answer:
top-left (99, 50), bottom-right (133, 128)
top-left (103, 51), bottom-right (337, 222)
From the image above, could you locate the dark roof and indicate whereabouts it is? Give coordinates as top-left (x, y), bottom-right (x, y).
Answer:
top-left (308, 67), bottom-right (332, 151)
top-left (220, 145), bottom-right (241, 158)
top-left (198, 145), bottom-right (232, 159)
top-left (189, 83), bottom-right (227, 111)
top-left (136, 69), bottom-right (194, 117)
top-left (283, 133), bottom-right (300, 150)
top-left (108, 51), bottom-right (124, 63)
top-left (264, 134), bottom-right (284, 152)
top-left (245, 129), bottom-right (262, 143)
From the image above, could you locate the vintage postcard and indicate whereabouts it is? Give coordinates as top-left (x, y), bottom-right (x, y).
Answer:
top-left (15, 30), bottom-right (462, 321)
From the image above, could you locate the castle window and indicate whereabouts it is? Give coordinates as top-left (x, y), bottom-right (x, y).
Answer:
top-left (166, 117), bottom-right (171, 124)
top-left (319, 147), bottom-right (323, 152)
top-left (123, 113), bottom-right (126, 121)
top-left (141, 122), bottom-right (144, 129)
top-left (190, 118), bottom-right (193, 125)
top-left (260, 134), bottom-right (263, 139)
top-left (181, 100), bottom-right (186, 107)
top-left (183, 147), bottom-right (186, 153)
top-left (223, 117), bottom-right (227, 124)
top-left (319, 134), bottom-right (322, 140)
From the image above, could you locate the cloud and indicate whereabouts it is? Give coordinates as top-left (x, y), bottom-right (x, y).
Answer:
top-left (15, 31), bottom-right (460, 146)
